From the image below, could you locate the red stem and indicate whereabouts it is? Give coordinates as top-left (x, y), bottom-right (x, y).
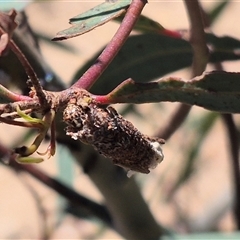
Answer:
top-left (0, 83), bottom-right (32, 102)
top-left (0, 27), bottom-right (48, 108)
top-left (92, 94), bottom-right (110, 105)
top-left (72, 0), bottom-right (147, 90)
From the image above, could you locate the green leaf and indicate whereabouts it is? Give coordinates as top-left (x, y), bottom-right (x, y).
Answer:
top-left (73, 33), bottom-right (240, 95)
top-left (52, 0), bottom-right (131, 41)
top-left (36, 31), bottom-right (77, 53)
top-left (208, 0), bottom-right (230, 24)
top-left (207, 33), bottom-right (240, 62)
top-left (75, 34), bottom-right (193, 94)
top-left (116, 13), bottom-right (164, 33)
top-left (103, 71), bottom-right (240, 113)
top-left (115, 14), bottom-right (182, 37)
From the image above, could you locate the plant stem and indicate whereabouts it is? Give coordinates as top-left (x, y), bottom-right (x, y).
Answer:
top-left (72, 145), bottom-right (164, 240)
top-left (0, 100), bottom-right (40, 115)
top-left (158, 0), bottom-right (208, 140)
top-left (0, 143), bottom-right (112, 227)
top-left (184, 0), bottom-right (209, 76)
top-left (0, 27), bottom-right (49, 108)
top-left (17, 164), bottom-right (112, 227)
top-left (72, 0), bottom-right (147, 90)
top-left (157, 104), bottom-right (191, 140)
top-left (0, 83), bottom-right (32, 102)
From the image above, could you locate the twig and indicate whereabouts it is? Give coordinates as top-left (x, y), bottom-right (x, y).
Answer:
top-left (72, 0), bottom-right (147, 90)
top-left (0, 143), bottom-right (112, 227)
top-left (158, 0), bottom-right (208, 140)
top-left (221, 114), bottom-right (240, 229)
top-left (14, 163), bottom-right (113, 227)
top-left (72, 145), bottom-right (164, 239)
top-left (0, 83), bottom-right (32, 102)
top-left (0, 27), bottom-right (49, 108)
top-left (0, 100), bottom-right (40, 115)
top-left (17, 173), bottom-right (49, 239)
top-left (184, 0), bottom-right (209, 76)
top-left (157, 104), bottom-right (191, 140)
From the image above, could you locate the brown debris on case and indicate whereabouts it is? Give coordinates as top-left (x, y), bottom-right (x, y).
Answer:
top-left (63, 92), bottom-right (164, 174)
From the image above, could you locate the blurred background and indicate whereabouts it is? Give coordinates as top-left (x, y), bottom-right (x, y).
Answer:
top-left (0, 0), bottom-right (240, 239)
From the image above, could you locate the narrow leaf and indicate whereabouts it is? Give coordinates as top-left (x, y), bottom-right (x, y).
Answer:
top-left (207, 33), bottom-right (240, 62)
top-left (100, 71), bottom-right (240, 113)
top-left (75, 34), bottom-right (193, 94)
top-left (208, 0), bottom-right (230, 24)
top-left (36, 31), bottom-right (77, 53)
top-left (121, 13), bottom-right (164, 33)
top-left (168, 112), bottom-right (218, 198)
top-left (52, 0), bottom-right (131, 41)
top-left (73, 33), bottom-right (240, 95)
top-left (115, 14), bottom-right (181, 38)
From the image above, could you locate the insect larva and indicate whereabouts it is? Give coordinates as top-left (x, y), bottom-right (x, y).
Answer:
top-left (63, 92), bottom-right (164, 175)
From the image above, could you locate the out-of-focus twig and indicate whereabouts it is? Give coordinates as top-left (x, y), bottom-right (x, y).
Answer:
top-left (184, 0), bottom-right (209, 76)
top-left (0, 143), bottom-right (112, 227)
top-left (0, 11), bottom-right (49, 108)
top-left (72, 144), bottom-right (164, 240)
top-left (14, 164), bottom-right (112, 227)
top-left (157, 104), bottom-right (191, 140)
top-left (158, 0), bottom-right (208, 140)
top-left (6, 36), bottom-right (48, 107)
top-left (0, 10), bottom-right (17, 55)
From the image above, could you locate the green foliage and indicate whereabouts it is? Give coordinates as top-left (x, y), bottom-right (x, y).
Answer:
top-left (104, 72), bottom-right (240, 113)
top-left (207, 34), bottom-right (240, 62)
top-left (168, 112), bottom-right (218, 198)
top-left (52, 0), bottom-right (131, 40)
top-left (81, 34), bottom-right (192, 94)
top-left (208, 0), bottom-right (230, 24)
top-left (115, 13), bottom-right (166, 34)
top-left (70, 33), bottom-right (240, 102)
